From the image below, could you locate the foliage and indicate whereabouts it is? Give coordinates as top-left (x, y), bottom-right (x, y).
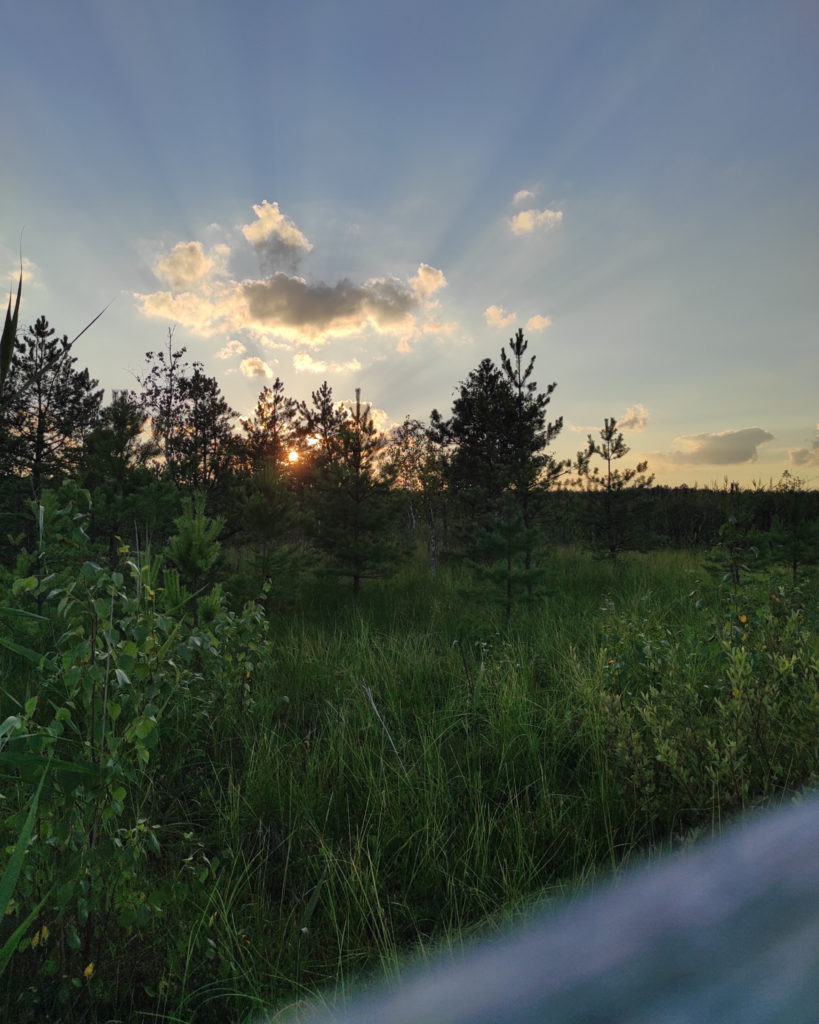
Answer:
top-left (166, 493), bottom-right (225, 595)
top-left (241, 378), bottom-right (301, 470)
top-left (573, 417), bottom-right (654, 556)
top-left (0, 255), bottom-right (22, 396)
top-left (0, 317), bottom-right (103, 497)
top-left (591, 578), bottom-right (819, 838)
top-left (767, 471), bottom-right (819, 585)
top-left (306, 389), bottom-right (404, 594)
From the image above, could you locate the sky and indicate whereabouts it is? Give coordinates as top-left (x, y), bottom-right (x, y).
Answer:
top-left (3, 0), bottom-right (818, 487)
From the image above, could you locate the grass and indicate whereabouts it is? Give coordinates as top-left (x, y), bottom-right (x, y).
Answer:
top-left (1, 544), bottom-right (817, 1022)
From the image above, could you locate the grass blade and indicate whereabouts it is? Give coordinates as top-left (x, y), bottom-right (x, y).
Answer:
top-left (0, 768), bottom-right (47, 975)
top-left (0, 258), bottom-right (22, 393)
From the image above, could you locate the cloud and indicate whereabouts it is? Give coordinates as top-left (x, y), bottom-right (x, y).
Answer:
top-left (241, 200), bottom-right (313, 273)
top-left (788, 425), bottom-right (819, 466)
top-left (618, 404), bottom-right (649, 431)
top-left (525, 314), bottom-right (552, 332)
top-left (410, 263), bottom-right (447, 299)
top-left (485, 304), bottom-right (516, 328)
top-left (293, 352), bottom-right (362, 374)
top-left (240, 356), bottom-right (274, 378)
top-left (215, 339), bottom-right (246, 359)
top-left (666, 427), bottom-right (774, 465)
top-left (135, 203), bottom-right (451, 354)
top-left (335, 398), bottom-right (392, 435)
top-left (242, 273), bottom-right (420, 341)
top-left (421, 320), bottom-right (457, 335)
top-left (513, 189), bottom-right (535, 204)
top-left (154, 241), bottom-right (224, 290)
top-left (509, 208), bottom-right (564, 235)
top-left (4, 255), bottom-right (37, 285)
top-left (135, 283), bottom-right (245, 337)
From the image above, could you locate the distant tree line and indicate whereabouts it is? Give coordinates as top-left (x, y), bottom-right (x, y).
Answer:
top-left (1, 315), bottom-right (817, 615)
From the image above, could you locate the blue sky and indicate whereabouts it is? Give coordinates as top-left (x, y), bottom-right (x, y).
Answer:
top-left (3, 0), bottom-right (818, 485)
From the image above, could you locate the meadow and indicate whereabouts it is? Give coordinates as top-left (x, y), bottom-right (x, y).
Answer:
top-left (2, 525), bottom-right (817, 1023)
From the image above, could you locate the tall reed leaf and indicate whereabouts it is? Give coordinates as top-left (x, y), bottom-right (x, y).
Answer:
top-left (0, 259), bottom-right (22, 394)
top-left (0, 767), bottom-right (48, 975)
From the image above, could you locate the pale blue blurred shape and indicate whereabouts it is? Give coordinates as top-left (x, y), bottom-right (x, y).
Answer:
top-left (276, 796), bottom-right (819, 1024)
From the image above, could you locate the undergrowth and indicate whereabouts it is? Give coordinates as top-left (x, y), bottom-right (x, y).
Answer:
top-left (1, 530), bottom-right (817, 1022)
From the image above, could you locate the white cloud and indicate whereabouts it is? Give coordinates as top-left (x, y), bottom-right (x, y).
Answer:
top-left (513, 189), bottom-right (535, 204)
top-left (240, 356), bottom-right (274, 378)
top-left (509, 208), bottom-right (564, 235)
top-left (485, 304), bottom-right (516, 328)
top-left (666, 427), bottom-right (774, 465)
top-left (410, 263), bottom-right (447, 299)
top-left (154, 241), bottom-right (218, 290)
top-left (293, 352), bottom-right (362, 374)
top-left (136, 203), bottom-right (452, 357)
top-left (525, 314), bottom-right (552, 332)
top-left (788, 425), bottom-right (819, 466)
top-left (241, 200), bottom-right (312, 252)
top-left (421, 320), bottom-right (457, 335)
top-left (618, 404), bottom-right (649, 431)
top-left (216, 339), bottom-right (246, 359)
top-left (241, 200), bottom-right (313, 272)
top-left (3, 255), bottom-right (37, 285)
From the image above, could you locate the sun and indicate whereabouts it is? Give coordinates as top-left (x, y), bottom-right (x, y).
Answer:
top-left (288, 450), bottom-right (299, 463)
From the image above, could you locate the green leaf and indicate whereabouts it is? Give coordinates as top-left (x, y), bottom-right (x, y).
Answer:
top-left (0, 635), bottom-right (46, 665)
top-left (0, 258), bottom-right (21, 394)
top-left (0, 768), bottom-right (46, 975)
top-left (0, 715), bottom-right (21, 741)
top-left (0, 604), bottom-right (47, 620)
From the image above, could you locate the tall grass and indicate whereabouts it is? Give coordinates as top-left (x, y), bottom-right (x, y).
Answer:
top-left (1, 545), bottom-right (817, 1022)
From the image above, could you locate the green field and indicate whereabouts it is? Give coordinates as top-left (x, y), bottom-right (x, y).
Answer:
top-left (3, 534), bottom-right (817, 1023)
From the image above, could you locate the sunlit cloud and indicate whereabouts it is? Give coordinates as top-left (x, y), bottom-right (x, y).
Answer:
top-left (3, 255), bottom-right (37, 285)
top-left (513, 189), bottom-right (535, 204)
top-left (241, 200), bottom-right (312, 272)
top-left (509, 208), bottom-right (563, 235)
top-left (788, 425), bottom-right (819, 466)
top-left (293, 352), bottom-right (362, 374)
top-left (525, 314), bottom-right (551, 332)
top-left (135, 204), bottom-right (448, 355)
top-left (336, 398), bottom-right (392, 435)
top-left (410, 263), bottom-right (447, 299)
top-left (665, 427), bottom-right (774, 465)
top-left (153, 242), bottom-right (229, 290)
top-left (618, 404), bottom-right (649, 431)
top-left (215, 339), bottom-right (246, 359)
top-left (485, 304), bottom-right (516, 328)
top-left (135, 283), bottom-right (245, 337)
top-left (421, 320), bottom-right (457, 335)
top-left (240, 356), bottom-right (274, 378)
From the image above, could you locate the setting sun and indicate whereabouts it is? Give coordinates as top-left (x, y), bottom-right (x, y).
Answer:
top-left (288, 450), bottom-right (299, 463)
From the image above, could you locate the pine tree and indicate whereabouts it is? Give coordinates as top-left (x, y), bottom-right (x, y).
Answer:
top-left (383, 416), bottom-right (448, 571)
top-left (241, 378), bottom-right (300, 470)
top-left (431, 357), bottom-right (517, 505)
top-left (768, 472), bottom-right (819, 586)
top-left (499, 327), bottom-right (566, 575)
top-left (0, 315), bottom-right (103, 497)
top-left (574, 417), bottom-right (654, 557)
top-left (307, 388), bottom-right (402, 595)
top-left (299, 379), bottom-right (348, 473)
top-left (138, 332), bottom-right (237, 490)
top-left (137, 328), bottom-right (189, 480)
top-left (176, 366), bottom-right (237, 490)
